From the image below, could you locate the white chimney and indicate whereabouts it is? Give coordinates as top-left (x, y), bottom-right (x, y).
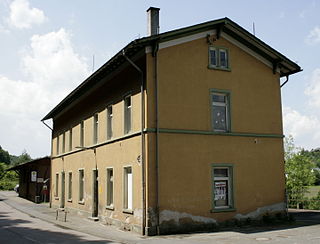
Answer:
top-left (147, 7), bottom-right (160, 36)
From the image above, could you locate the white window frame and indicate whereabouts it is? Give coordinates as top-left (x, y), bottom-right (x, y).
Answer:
top-left (123, 166), bottom-right (133, 211)
top-left (209, 46), bottom-right (229, 70)
top-left (78, 169), bottom-right (85, 203)
top-left (106, 167), bottom-right (114, 209)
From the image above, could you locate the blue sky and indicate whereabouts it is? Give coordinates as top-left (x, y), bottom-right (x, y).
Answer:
top-left (0, 0), bottom-right (319, 158)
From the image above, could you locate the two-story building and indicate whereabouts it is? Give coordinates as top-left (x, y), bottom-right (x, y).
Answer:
top-left (42, 8), bottom-right (301, 235)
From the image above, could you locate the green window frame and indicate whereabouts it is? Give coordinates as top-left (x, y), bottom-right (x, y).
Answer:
top-left (208, 46), bottom-right (230, 70)
top-left (211, 164), bottom-right (235, 212)
top-left (210, 89), bottom-right (231, 132)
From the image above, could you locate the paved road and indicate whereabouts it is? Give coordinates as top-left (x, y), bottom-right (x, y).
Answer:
top-left (0, 200), bottom-right (119, 244)
top-left (1, 191), bottom-right (320, 244)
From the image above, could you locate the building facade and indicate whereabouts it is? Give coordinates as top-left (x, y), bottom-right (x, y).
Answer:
top-left (42, 9), bottom-right (301, 235)
top-left (9, 157), bottom-right (51, 203)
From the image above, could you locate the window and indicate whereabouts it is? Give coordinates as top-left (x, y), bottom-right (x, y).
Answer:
top-left (124, 96), bottom-right (132, 134)
top-left (209, 46), bottom-right (229, 69)
top-left (62, 132), bottom-right (65, 153)
top-left (69, 128), bottom-right (73, 151)
top-left (56, 136), bottom-right (60, 155)
top-left (106, 168), bottom-right (114, 208)
top-left (68, 172), bottom-right (72, 201)
top-left (107, 106), bottom-right (113, 140)
top-left (212, 165), bottom-right (234, 210)
top-left (80, 121), bottom-right (84, 147)
top-left (79, 169), bottom-right (84, 203)
top-left (211, 91), bottom-right (230, 132)
top-left (123, 167), bottom-right (133, 210)
top-left (93, 113), bottom-right (99, 144)
top-left (55, 173), bottom-right (59, 198)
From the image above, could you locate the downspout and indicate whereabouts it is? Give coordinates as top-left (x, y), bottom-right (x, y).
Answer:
top-left (122, 50), bottom-right (146, 235)
top-left (41, 119), bottom-right (53, 208)
top-left (280, 75), bottom-right (289, 88)
top-left (152, 42), bottom-right (160, 234)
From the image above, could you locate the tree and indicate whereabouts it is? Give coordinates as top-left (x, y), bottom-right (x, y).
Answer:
top-left (0, 146), bottom-right (10, 165)
top-left (284, 136), bottom-right (316, 208)
top-left (0, 162), bottom-right (18, 190)
top-left (11, 150), bottom-right (32, 166)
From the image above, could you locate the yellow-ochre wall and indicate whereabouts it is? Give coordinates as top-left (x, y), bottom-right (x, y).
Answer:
top-left (51, 67), bottom-right (145, 232)
top-left (145, 34), bottom-right (285, 231)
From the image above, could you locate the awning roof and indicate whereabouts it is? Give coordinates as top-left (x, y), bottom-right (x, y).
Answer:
top-left (7, 156), bottom-right (50, 171)
top-left (42, 17), bottom-right (301, 121)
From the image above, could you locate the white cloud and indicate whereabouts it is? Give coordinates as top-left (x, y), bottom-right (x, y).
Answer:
top-left (0, 29), bottom-right (90, 157)
top-left (305, 68), bottom-right (320, 108)
top-left (305, 26), bottom-right (320, 45)
top-left (283, 106), bottom-right (320, 149)
top-left (22, 28), bottom-right (90, 92)
top-left (8, 0), bottom-right (46, 29)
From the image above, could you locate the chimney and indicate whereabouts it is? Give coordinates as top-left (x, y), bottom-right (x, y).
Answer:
top-left (147, 7), bottom-right (160, 36)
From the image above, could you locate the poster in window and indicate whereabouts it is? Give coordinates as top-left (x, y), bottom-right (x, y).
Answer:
top-left (31, 171), bottom-right (37, 182)
top-left (214, 181), bottom-right (227, 200)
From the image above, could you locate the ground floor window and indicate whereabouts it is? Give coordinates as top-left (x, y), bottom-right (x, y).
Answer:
top-left (68, 172), bottom-right (72, 201)
top-left (79, 169), bottom-right (84, 203)
top-left (212, 164), bottom-right (234, 210)
top-left (106, 168), bottom-right (114, 208)
top-left (55, 173), bottom-right (59, 198)
top-left (123, 166), bottom-right (132, 210)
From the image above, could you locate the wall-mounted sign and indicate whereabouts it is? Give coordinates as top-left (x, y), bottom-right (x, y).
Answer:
top-left (31, 171), bottom-right (37, 182)
top-left (214, 181), bottom-right (227, 200)
top-left (37, 178), bottom-right (44, 183)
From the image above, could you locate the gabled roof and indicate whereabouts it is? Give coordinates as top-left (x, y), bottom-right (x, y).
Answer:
top-left (42, 17), bottom-right (302, 121)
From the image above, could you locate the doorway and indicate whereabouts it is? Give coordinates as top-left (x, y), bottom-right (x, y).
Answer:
top-left (60, 171), bottom-right (65, 208)
top-left (92, 169), bottom-right (98, 218)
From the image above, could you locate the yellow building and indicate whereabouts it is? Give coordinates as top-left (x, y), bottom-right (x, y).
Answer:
top-left (42, 8), bottom-right (301, 235)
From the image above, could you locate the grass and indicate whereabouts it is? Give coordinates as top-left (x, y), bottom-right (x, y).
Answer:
top-left (305, 185), bottom-right (320, 198)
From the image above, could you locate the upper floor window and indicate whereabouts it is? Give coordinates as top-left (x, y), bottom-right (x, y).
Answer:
top-left (211, 91), bottom-right (230, 132)
top-left (69, 128), bottom-right (73, 151)
top-left (93, 113), bottom-right (99, 144)
top-left (56, 136), bottom-right (60, 155)
top-left (62, 132), bottom-right (66, 154)
top-left (124, 96), bottom-right (132, 134)
top-left (80, 121), bottom-right (84, 147)
top-left (209, 46), bottom-right (229, 70)
top-left (107, 105), bottom-right (113, 140)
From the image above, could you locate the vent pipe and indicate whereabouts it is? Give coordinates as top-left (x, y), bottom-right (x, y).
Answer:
top-left (147, 7), bottom-right (160, 36)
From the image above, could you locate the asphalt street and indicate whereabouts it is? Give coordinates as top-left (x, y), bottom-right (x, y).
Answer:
top-left (0, 199), bottom-right (119, 244)
top-left (1, 191), bottom-right (320, 244)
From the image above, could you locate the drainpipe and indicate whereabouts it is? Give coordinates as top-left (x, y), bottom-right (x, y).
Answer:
top-left (280, 75), bottom-right (289, 88)
top-left (152, 42), bottom-right (160, 235)
top-left (41, 120), bottom-right (53, 208)
top-left (122, 50), bottom-right (146, 235)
